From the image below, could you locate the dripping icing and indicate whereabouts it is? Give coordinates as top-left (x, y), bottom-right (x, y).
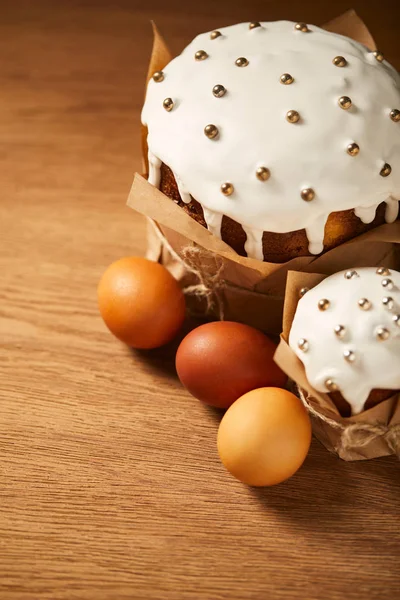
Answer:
top-left (202, 208), bottom-right (223, 238)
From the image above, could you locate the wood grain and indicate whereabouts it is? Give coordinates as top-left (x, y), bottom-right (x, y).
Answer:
top-left (1, 1), bottom-right (399, 599)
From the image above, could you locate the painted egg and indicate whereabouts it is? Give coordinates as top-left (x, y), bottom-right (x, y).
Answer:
top-left (98, 257), bottom-right (185, 349)
top-left (217, 387), bottom-right (312, 486)
top-left (176, 321), bottom-right (287, 408)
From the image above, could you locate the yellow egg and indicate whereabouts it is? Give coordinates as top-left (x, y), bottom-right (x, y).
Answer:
top-left (217, 388), bottom-right (312, 486)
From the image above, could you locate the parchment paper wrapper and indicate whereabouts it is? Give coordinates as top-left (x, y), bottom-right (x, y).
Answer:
top-left (127, 11), bottom-right (400, 336)
top-left (274, 267), bottom-right (400, 461)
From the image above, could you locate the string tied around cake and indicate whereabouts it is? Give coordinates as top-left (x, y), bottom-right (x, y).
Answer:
top-left (297, 386), bottom-right (400, 459)
top-left (147, 218), bottom-right (226, 319)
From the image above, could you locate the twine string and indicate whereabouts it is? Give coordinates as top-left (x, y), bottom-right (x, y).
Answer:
top-left (148, 218), bottom-right (225, 319)
top-left (298, 387), bottom-right (400, 458)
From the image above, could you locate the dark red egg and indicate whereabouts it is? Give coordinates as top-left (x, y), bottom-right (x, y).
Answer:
top-left (176, 321), bottom-right (287, 408)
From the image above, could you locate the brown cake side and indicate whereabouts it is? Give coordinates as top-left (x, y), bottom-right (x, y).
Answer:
top-left (159, 163), bottom-right (396, 264)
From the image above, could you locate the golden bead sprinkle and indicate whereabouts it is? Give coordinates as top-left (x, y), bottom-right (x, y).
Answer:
top-left (212, 84), bottom-right (226, 98)
top-left (298, 338), bottom-right (309, 352)
top-left (347, 142), bottom-right (360, 156)
top-left (221, 182), bottom-right (234, 196)
top-left (325, 378), bottom-right (339, 392)
top-left (372, 50), bottom-right (384, 62)
top-left (195, 50), bottom-right (208, 61)
top-left (358, 298), bottom-right (371, 311)
top-left (382, 278), bottom-right (394, 290)
top-left (210, 30), bottom-right (222, 40)
top-left (318, 299), bottom-right (330, 311)
top-left (204, 124), bottom-right (219, 139)
top-left (249, 22), bottom-right (261, 30)
top-left (286, 110), bottom-right (300, 123)
top-left (375, 326), bottom-right (390, 341)
top-left (333, 56), bottom-right (347, 67)
top-left (345, 270), bottom-right (359, 280)
top-left (235, 57), bottom-right (249, 67)
top-left (382, 297), bottom-right (394, 310)
top-left (299, 287), bottom-right (309, 298)
top-left (295, 22), bottom-right (309, 32)
top-left (393, 315), bottom-right (400, 327)
top-left (380, 163), bottom-right (392, 177)
top-left (301, 188), bottom-right (315, 202)
top-left (377, 267), bottom-right (391, 276)
top-left (338, 96), bottom-right (352, 110)
top-left (256, 167), bottom-right (271, 182)
top-left (334, 325), bottom-right (346, 339)
top-left (163, 98), bottom-right (174, 112)
top-left (280, 73), bottom-right (294, 85)
top-left (344, 350), bottom-right (356, 363)
top-left (390, 109), bottom-right (400, 122)
top-left (152, 71), bottom-right (164, 83)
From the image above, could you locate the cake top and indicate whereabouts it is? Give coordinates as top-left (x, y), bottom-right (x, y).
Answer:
top-left (142, 21), bottom-right (400, 259)
top-left (289, 267), bottom-right (400, 414)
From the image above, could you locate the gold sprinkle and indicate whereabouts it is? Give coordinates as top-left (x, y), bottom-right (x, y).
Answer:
top-left (295, 22), bottom-right (309, 33)
top-left (390, 109), bottom-right (400, 122)
top-left (382, 278), bottom-right (394, 290)
top-left (358, 298), bottom-right (371, 310)
top-left (235, 57), bottom-right (249, 67)
top-left (286, 110), bottom-right (300, 123)
top-left (163, 98), bottom-right (174, 112)
top-left (318, 298), bottom-right (330, 311)
top-left (372, 50), bottom-right (384, 62)
top-left (256, 167), bottom-right (271, 182)
top-left (221, 182), bottom-right (234, 196)
top-left (301, 188), bottom-right (315, 202)
top-left (333, 56), bottom-right (347, 67)
top-left (380, 163), bottom-right (392, 177)
top-left (334, 325), bottom-right (346, 339)
top-left (338, 96), bottom-right (352, 110)
top-left (377, 267), bottom-right (391, 276)
top-left (382, 297), bottom-right (394, 310)
top-left (345, 270), bottom-right (358, 280)
top-left (375, 326), bottom-right (390, 341)
top-left (347, 142), bottom-right (360, 156)
top-left (204, 124), bottom-right (219, 139)
top-left (195, 50), bottom-right (208, 61)
top-left (344, 350), bottom-right (356, 363)
top-left (249, 22), bottom-right (261, 29)
top-left (299, 287), bottom-right (309, 298)
top-left (152, 71), bottom-right (164, 83)
top-left (393, 315), bottom-right (400, 327)
top-left (212, 84), bottom-right (226, 98)
top-left (325, 378), bottom-right (339, 392)
top-left (298, 338), bottom-right (309, 352)
top-left (280, 73), bottom-right (294, 85)
top-left (210, 30), bottom-right (222, 40)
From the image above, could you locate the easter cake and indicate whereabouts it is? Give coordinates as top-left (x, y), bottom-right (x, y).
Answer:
top-left (289, 267), bottom-right (400, 416)
top-left (141, 20), bottom-right (400, 263)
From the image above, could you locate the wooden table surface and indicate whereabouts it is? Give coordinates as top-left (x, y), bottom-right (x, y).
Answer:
top-left (1, 1), bottom-right (399, 599)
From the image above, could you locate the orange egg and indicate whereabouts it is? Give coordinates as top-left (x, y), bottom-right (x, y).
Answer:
top-left (217, 388), bottom-right (312, 486)
top-left (176, 321), bottom-right (287, 408)
top-left (98, 257), bottom-right (186, 349)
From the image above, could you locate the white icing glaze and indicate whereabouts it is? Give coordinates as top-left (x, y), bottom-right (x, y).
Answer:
top-left (289, 267), bottom-right (400, 414)
top-left (202, 207), bottom-right (223, 237)
top-left (148, 151), bottom-right (161, 187)
top-left (142, 21), bottom-right (400, 260)
top-left (174, 172), bottom-right (192, 204)
top-left (243, 226), bottom-right (264, 260)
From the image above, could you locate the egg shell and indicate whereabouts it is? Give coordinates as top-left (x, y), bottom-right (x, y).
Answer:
top-left (217, 387), bottom-right (312, 486)
top-left (98, 256), bottom-right (186, 349)
top-left (175, 321), bottom-right (287, 408)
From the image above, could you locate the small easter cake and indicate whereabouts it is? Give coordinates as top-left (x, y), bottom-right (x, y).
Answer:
top-left (142, 21), bottom-right (400, 263)
top-left (289, 267), bottom-right (400, 416)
